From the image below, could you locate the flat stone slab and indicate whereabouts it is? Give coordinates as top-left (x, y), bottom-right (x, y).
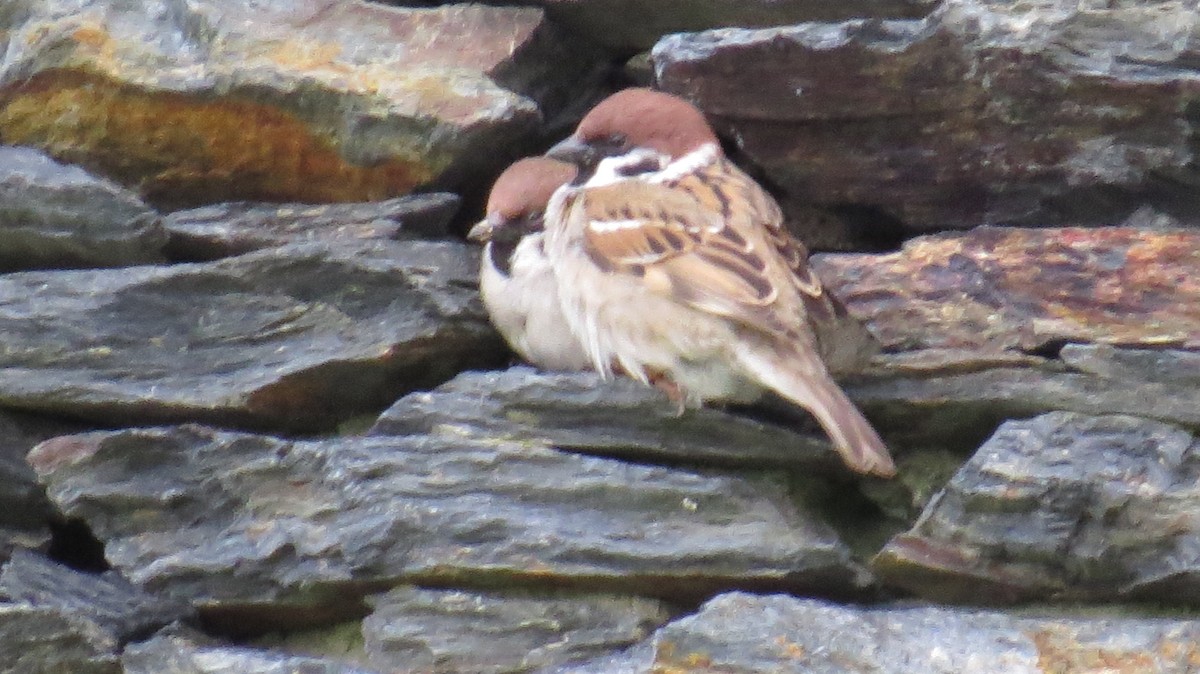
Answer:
top-left (373, 367), bottom-right (844, 471)
top-left (362, 586), bottom-right (669, 674)
top-left (29, 425), bottom-right (863, 632)
top-left (815, 227), bottom-right (1200, 353)
top-left (123, 633), bottom-right (378, 674)
top-left (163, 194), bottom-right (460, 261)
top-left (847, 346), bottom-right (1200, 449)
top-left (616, 592), bottom-right (1200, 674)
top-left (0, 145), bottom-right (165, 271)
top-left (528, 0), bottom-right (934, 52)
top-left (0, 411), bottom-right (85, 559)
top-left (655, 1), bottom-right (1200, 230)
top-left (0, 599), bottom-right (122, 674)
top-left (0, 240), bottom-right (500, 433)
top-left (873, 412), bottom-right (1200, 605)
top-left (0, 0), bottom-right (599, 207)
top-left (0, 550), bottom-right (189, 649)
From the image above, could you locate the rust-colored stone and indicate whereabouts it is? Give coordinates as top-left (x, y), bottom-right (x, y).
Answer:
top-left (814, 227), bottom-right (1200, 353)
top-left (0, 70), bottom-right (433, 206)
top-left (0, 0), bottom-right (595, 207)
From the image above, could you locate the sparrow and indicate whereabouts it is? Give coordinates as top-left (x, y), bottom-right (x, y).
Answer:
top-left (468, 157), bottom-right (592, 372)
top-left (541, 87), bottom-right (895, 477)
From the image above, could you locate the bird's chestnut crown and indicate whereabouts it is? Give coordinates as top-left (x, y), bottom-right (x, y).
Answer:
top-left (571, 88), bottom-right (719, 160)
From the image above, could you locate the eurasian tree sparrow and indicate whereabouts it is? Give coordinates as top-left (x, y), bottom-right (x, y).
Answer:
top-left (469, 158), bottom-right (592, 372)
top-left (542, 88), bottom-right (895, 477)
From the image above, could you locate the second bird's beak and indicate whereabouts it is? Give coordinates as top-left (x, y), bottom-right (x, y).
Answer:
top-left (467, 213), bottom-right (504, 243)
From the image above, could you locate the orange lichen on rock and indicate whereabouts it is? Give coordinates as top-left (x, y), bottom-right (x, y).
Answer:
top-left (0, 69), bottom-right (435, 206)
top-left (815, 227), bottom-right (1200, 353)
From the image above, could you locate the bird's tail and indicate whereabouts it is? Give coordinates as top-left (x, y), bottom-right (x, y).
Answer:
top-left (736, 338), bottom-right (896, 478)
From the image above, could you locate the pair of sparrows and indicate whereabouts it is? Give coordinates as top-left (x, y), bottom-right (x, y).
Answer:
top-left (469, 88), bottom-right (895, 478)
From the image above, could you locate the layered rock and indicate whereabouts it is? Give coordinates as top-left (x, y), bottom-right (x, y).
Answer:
top-left (163, 194), bottom-right (459, 261)
top-left (875, 412), bottom-right (1200, 605)
top-left (29, 425), bottom-right (864, 633)
top-left (0, 146), bottom-right (165, 271)
top-left (513, 0), bottom-right (935, 53)
top-left (0, 0), bottom-right (601, 207)
top-left (611, 592), bottom-right (1200, 673)
top-left (655, 0), bottom-right (1200, 231)
top-left (0, 240), bottom-right (501, 433)
top-left (814, 227), bottom-right (1200, 353)
top-left (374, 367), bottom-right (844, 471)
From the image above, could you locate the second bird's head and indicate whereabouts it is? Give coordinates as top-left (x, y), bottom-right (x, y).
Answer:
top-left (468, 157), bottom-right (578, 245)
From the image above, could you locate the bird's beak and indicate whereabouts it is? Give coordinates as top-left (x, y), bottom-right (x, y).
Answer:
top-left (545, 135), bottom-right (598, 169)
top-left (467, 213), bottom-right (503, 243)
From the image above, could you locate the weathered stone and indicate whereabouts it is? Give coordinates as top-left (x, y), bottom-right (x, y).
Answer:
top-left (29, 425), bottom-right (863, 632)
top-left (813, 227), bottom-right (1200, 353)
top-left (373, 367), bottom-right (844, 471)
top-left (655, 1), bottom-right (1200, 231)
top-left (1060, 343), bottom-right (1200, 386)
top-left (0, 0), bottom-right (600, 207)
top-left (124, 633), bottom-right (378, 674)
top-left (0, 240), bottom-right (501, 433)
top-left (873, 412), bottom-right (1200, 605)
top-left (163, 194), bottom-right (460, 261)
top-left (0, 550), bottom-right (190, 647)
top-left (847, 357), bottom-right (1200, 449)
top-left (362, 586), bottom-right (669, 674)
top-left (515, 0), bottom-right (935, 53)
top-left (628, 592), bottom-right (1200, 673)
top-left (0, 602), bottom-right (120, 674)
top-left (0, 411), bottom-right (87, 559)
top-left (0, 146), bottom-right (165, 271)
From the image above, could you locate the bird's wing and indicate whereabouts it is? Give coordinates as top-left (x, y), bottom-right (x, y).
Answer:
top-left (575, 157), bottom-right (831, 340)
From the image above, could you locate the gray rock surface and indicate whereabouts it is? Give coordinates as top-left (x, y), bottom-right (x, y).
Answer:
top-left (373, 367), bottom-right (843, 470)
top-left (0, 411), bottom-right (88, 559)
top-left (655, 0), bottom-right (1200, 231)
top-left (847, 353), bottom-right (1200, 449)
top-left (812, 227), bottom-right (1200, 353)
top-left (0, 550), bottom-right (189, 648)
top-left (0, 146), bottom-right (165, 271)
top-left (0, 240), bottom-right (501, 433)
top-left (123, 633), bottom-right (378, 674)
top-left (163, 194), bottom-right (460, 261)
top-left (0, 0), bottom-right (601, 207)
top-left (874, 412), bottom-right (1200, 604)
top-left (362, 586), bottom-right (669, 673)
top-left (29, 425), bottom-right (863, 632)
top-left (518, 0), bottom-right (935, 53)
top-left (0, 603), bottom-right (121, 674)
top-left (625, 592), bottom-right (1200, 673)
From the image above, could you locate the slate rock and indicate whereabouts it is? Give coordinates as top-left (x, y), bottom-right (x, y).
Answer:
top-left (373, 367), bottom-right (844, 471)
top-left (163, 194), bottom-right (460, 261)
top-left (630, 592), bottom-right (1200, 673)
top-left (123, 633), bottom-right (379, 674)
top-left (0, 0), bottom-right (601, 207)
top-left (655, 1), bottom-right (1200, 230)
top-left (873, 412), bottom-right (1200, 605)
top-left (0, 146), bottom-right (165, 271)
top-left (518, 0), bottom-right (935, 53)
top-left (0, 240), bottom-right (501, 433)
top-left (362, 586), bottom-right (669, 674)
top-left (29, 425), bottom-right (862, 633)
top-left (813, 227), bottom-right (1200, 354)
top-left (0, 411), bottom-right (89, 559)
top-left (847, 354), bottom-right (1200, 450)
top-left (0, 549), bottom-right (190, 647)
top-left (0, 602), bottom-right (120, 674)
